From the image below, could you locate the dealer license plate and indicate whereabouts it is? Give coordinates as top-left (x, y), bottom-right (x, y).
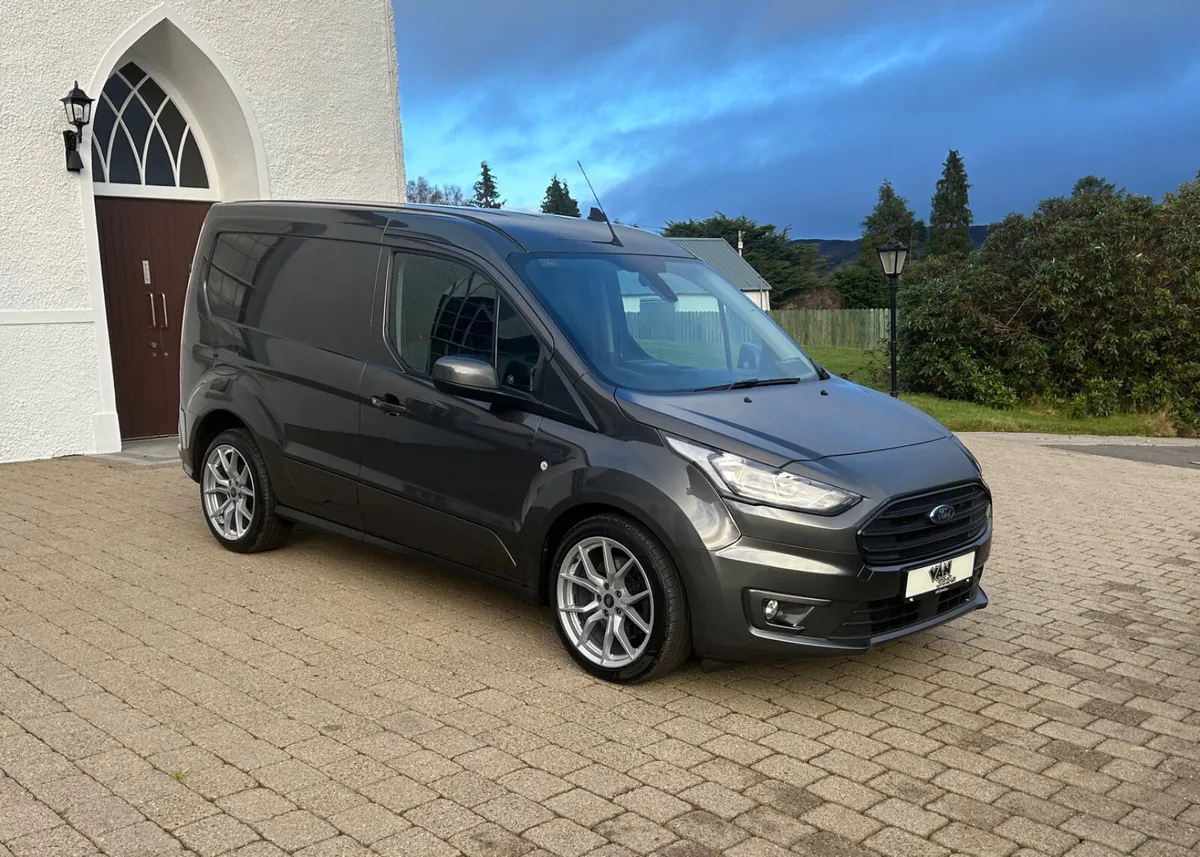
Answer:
top-left (905, 552), bottom-right (975, 599)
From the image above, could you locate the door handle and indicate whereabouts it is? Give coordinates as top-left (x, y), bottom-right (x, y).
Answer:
top-left (370, 394), bottom-right (407, 416)
top-left (160, 293), bottom-right (168, 329)
top-left (148, 293), bottom-right (157, 329)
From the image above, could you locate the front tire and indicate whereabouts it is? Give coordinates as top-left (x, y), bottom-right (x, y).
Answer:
top-left (552, 515), bottom-right (691, 683)
top-left (200, 429), bottom-right (291, 553)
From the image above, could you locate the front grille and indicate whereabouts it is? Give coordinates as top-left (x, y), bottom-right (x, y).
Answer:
top-left (832, 574), bottom-right (978, 639)
top-left (858, 482), bottom-right (989, 567)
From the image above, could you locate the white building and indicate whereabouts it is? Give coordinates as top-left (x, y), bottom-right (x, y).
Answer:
top-left (667, 237), bottom-right (773, 311)
top-left (0, 1), bottom-right (404, 463)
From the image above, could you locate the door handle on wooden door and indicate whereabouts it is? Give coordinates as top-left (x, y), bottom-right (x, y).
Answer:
top-left (160, 293), bottom-right (168, 329)
top-left (148, 293), bottom-right (157, 328)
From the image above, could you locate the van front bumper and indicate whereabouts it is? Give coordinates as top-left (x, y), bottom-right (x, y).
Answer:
top-left (679, 526), bottom-right (992, 662)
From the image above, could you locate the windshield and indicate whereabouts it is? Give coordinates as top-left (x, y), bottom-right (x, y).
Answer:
top-left (513, 253), bottom-right (818, 392)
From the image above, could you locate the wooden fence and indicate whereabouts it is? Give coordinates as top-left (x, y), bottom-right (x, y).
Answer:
top-left (623, 308), bottom-right (889, 350)
top-left (768, 309), bottom-right (890, 350)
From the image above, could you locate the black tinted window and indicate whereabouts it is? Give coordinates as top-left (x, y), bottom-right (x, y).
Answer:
top-left (389, 251), bottom-right (541, 393)
top-left (207, 234), bottom-right (379, 357)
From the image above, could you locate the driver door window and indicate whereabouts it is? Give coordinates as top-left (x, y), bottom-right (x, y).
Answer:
top-left (388, 252), bottom-right (541, 394)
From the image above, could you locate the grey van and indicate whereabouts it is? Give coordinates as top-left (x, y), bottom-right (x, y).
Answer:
top-left (179, 202), bottom-right (992, 682)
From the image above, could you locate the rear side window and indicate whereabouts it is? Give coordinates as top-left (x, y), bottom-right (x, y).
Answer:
top-left (388, 251), bottom-right (542, 394)
top-left (206, 233), bottom-right (380, 357)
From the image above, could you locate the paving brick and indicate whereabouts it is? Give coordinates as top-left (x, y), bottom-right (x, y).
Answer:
top-left (993, 816), bottom-right (1080, 856)
top-left (328, 802), bottom-right (409, 844)
top-left (1062, 814), bottom-right (1147, 853)
top-left (1120, 809), bottom-right (1200, 849)
top-left (791, 829), bottom-right (879, 857)
top-left (992, 791), bottom-right (1073, 828)
top-left (926, 793), bottom-right (1008, 831)
top-left (2, 444), bottom-right (1199, 857)
top-left (867, 797), bottom-right (948, 837)
top-left (6, 824), bottom-right (94, 857)
top-left (868, 771), bottom-right (944, 806)
top-left (93, 821), bottom-right (181, 856)
top-left (932, 821), bottom-right (1019, 857)
top-left (498, 768), bottom-right (573, 802)
top-left (216, 789), bottom-right (295, 824)
top-left (666, 810), bottom-right (747, 851)
top-left (477, 793), bottom-right (554, 834)
top-left (359, 776), bottom-right (436, 814)
top-left (801, 802), bottom-right (882, 843)
top-left (677, 782), bottom-right (754, 821)
top-left (256, 809), bottom-right (337, 851)
top-left (176, 813), bottom-right (258, 856)
top-left (372, 826), bottom-right (458, 857)
top-left (524, 817), bottom-right (606, 857)
top-left (933, 768), bottom-right (1008, 803)
top-left (866, 826), bottom-right (952, 857)
top-left (688, 758), bottom-right (762, 791)
top-left (447, 821), bottom-right (532, 857)
top-left (563, 765), bottom-right (638, 800)
top-left (732, 805), bottom-right (814, 847)
top-left (613, 785), bottom-right (689, 824)
top-left (64, 796), bottom-right (144, 837)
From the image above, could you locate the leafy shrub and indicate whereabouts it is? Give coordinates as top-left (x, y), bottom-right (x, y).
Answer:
top-left (897, 174), bottom-right (1200, 433)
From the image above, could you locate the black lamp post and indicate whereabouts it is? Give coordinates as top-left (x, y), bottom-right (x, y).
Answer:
top-left (877, 239), bottom-right (908, 397)
top-left (60, 82), bottom-right (95, 173)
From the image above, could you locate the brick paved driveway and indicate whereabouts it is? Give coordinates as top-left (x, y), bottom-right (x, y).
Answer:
top-left (1, 436), bottom-right (1198, 857)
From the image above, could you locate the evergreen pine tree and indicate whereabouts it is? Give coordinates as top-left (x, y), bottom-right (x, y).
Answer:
top-left (470, 161), bottom-right (504, 209)
top-left (927, 149), bottom-right (973, 256)
top-left (540, 175), bottom-right (580, 216)
top-left (862, 179), bottom-right (925, 257)
top-left (833, 180), bottom-right (925, 308)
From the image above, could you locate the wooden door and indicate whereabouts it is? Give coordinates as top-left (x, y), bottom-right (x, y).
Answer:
top-left (96, 197), bottom-right (211, 439)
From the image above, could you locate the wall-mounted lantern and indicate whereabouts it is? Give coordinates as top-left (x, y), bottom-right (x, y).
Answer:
top-left (60, 82), bottom-right (94, 172)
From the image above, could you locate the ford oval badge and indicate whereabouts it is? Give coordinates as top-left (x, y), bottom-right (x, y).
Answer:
top-left (929, 504), bottom-right (956, 524)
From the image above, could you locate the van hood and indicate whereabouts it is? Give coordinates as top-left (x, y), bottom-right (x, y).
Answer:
top-left (615, 376), bottom-right (950, 464)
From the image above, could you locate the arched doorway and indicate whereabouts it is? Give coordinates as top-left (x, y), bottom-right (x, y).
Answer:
top-left (94, 60), bottom-right (216, 439)
top-left (85, 6), bottom-right (269, 444)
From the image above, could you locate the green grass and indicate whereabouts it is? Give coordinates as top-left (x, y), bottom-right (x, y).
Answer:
top-left (899, 394), bottom-right (1173, 436)
top-left (805, 346), bottom-right (876, 384)
top-left (805, 346), bottom-right (1174, 437)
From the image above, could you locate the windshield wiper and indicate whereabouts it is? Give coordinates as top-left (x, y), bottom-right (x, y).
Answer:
top-left (694, 377), bottom-right (803, 392)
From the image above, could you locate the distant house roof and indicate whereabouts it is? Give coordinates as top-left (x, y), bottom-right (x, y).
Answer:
top-left (667, 237), bottom-right (772, 293)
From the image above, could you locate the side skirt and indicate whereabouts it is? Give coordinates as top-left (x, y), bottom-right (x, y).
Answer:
top-left (274, 505), bottom-right (538, 604)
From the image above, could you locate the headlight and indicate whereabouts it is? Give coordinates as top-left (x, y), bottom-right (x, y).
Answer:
top-left (665, 436), bottom-right (861, 515)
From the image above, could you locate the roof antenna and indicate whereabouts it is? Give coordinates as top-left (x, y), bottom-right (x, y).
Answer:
top-left (577, 160), bottom-right (622, 247)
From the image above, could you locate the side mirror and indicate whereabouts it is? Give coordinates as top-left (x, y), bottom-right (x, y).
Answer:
top-left (737, 342), bottom-right (762, 371)
top-left (432, 355), bottom-right (501, 400)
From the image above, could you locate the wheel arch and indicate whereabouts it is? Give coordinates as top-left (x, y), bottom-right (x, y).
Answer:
top-left (190, 409), bottom-right (249, 478)
top-left (537, 497), bottom-right (685, 606)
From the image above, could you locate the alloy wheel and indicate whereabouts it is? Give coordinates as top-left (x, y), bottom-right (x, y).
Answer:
top-left (556, 536), bottom-right (655, 668)
top-left (202, 444), bottom-right (255, 541)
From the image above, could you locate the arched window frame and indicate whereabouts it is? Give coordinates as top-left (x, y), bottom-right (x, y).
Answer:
top-left (90, 58), bottom-right (220, 201)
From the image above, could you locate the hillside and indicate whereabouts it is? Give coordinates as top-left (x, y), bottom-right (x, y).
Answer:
top-left (796, 224), bottom-right (993, 267)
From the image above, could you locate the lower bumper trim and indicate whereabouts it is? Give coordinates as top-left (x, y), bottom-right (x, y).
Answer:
top-left (745, 586), bottom-right (988, 655)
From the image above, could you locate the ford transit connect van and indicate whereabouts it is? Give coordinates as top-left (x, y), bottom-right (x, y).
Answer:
top-left (179, 202), bottom-right (992, 682)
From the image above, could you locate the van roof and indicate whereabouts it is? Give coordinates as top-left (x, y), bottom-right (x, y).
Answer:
top-left (211, 200), bottom-right (689, 257)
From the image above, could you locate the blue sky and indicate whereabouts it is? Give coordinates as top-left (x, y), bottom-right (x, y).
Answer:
top-left (394, 0), bottom-right (1200, 239)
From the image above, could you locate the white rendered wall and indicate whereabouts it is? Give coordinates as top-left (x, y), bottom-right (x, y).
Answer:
top-left (0, 0), bottom-right (405, 463)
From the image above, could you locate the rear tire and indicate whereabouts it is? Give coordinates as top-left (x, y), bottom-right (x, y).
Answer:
top-left (551, 514), bottom-right (691, 683)
top-left (200, 429), bottom-right (291, 553)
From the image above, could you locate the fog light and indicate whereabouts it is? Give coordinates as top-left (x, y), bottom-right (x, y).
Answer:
top-left (761, 598), bottom-right (811, 630)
